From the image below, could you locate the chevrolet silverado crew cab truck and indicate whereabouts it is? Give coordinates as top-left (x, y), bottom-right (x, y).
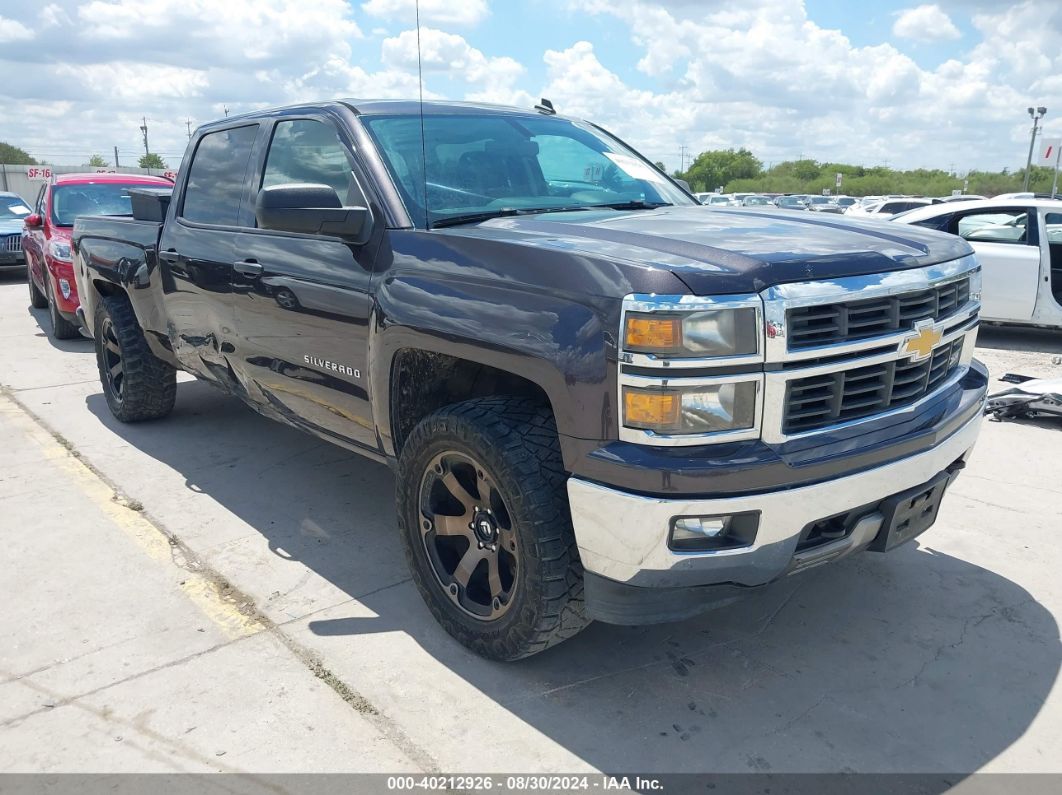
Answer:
top-left (72, 100), bottom-right (987, 660)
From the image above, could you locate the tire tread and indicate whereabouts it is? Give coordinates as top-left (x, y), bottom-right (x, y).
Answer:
top-left (95, 293), bottom-right (176, 422)
top-left (396, 396), bottom-right (588, 660)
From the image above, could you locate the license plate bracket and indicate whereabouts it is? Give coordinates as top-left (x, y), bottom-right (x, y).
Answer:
top-left (867, 469), bottom-right (954, 552)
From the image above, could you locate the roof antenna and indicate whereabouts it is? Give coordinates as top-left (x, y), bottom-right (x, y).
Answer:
top-left (534, 98), bottom-right (556, 115)
top-left (415, 0), bottom-right (429, 229)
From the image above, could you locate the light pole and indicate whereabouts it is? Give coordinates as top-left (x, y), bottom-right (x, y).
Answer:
top-left (1022, 106), bottom-right (1047, 192)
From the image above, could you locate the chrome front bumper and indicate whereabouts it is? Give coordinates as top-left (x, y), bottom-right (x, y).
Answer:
top-left (567, 407), bottom-right (983, 588)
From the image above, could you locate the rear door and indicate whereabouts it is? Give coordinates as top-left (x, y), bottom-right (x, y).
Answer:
top-left (158, 123), bottom-right (260, 382)
top-left (229, 114), bottom-right (379, 450)
top-left (946, 206), bottom-right (1039, 322)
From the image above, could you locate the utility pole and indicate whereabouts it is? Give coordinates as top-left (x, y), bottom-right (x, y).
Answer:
top-left (140, 117), bottom-right (150, 159)
top-left (113, 146), bottom-right (120, 168)
top-left (678, 144), bottom-right (688, 173)
top-left (223, 106), bottom-right (230, 118)
top-left (186, 118), bottom-right (193, 140)
top-left (1023, 106), bottom-right (1047, 192)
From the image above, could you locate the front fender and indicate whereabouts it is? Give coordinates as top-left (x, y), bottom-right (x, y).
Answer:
top-left (371, 271), bottom-right (619, 457)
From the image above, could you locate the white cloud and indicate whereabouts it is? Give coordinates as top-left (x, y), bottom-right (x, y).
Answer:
top-left (362, 0), bottom-right (489, 27)
top-left (563, 0), bottom-right (1062, 170)
top-left (381, 27), bottom-right (525, 101)
top-left (0, 16), bottom-right (34, 41)
top-left (892, 4), bottom-right (961, 43)
top-left (53, 62), bottom-right (209, 100)
top-left (0, 0), bottom-right (1059, 175)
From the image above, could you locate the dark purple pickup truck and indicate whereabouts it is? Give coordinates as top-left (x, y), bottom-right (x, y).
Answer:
top-left (72, 99), bottom-right (986, 659)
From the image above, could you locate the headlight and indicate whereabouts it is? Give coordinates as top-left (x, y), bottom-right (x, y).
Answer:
top-left (48, 240), bottom-right (72, 261)
top-left (622, 380), bottom-right (759, 435)
top-left (623, 306), bottom-right (759, 358)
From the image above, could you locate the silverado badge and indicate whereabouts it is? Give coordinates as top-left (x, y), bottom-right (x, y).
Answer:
top-left (901, 321), bottom-right (943, 361)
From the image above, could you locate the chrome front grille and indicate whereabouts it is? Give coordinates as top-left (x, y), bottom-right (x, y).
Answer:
top-left (787, 277), bottom-right (971, 350)
top-left (1, 234), bottom-right (20, 253)
top-left (618, 255), bottom-right (981, 447)
top-left (783, 338), bottom-right (964, 433)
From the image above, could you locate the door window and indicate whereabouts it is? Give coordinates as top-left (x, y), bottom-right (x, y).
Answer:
top-left (261, 119), bottom-right (364, 206)
top-left (1044, 212), bottom-right (1062, 245)
top-left (181, 124), bottom-right (259, 226)
top-left (954, 210), bottom-right (1028, 244)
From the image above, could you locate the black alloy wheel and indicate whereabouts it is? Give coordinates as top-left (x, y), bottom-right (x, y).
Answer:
top-left (99, 315), bottom-right (125, 404)
top-left (418, 451), bottom-right (519, 620)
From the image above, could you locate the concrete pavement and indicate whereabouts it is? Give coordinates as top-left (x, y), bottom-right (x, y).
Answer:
top-left (1, 272), bottom-right (1060, 776)
top-left (0, 391), bottom-right (422, 774)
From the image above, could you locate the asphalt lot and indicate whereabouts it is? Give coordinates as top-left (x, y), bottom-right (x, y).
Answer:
top-left (1, 271), bottom-right (1060, 778)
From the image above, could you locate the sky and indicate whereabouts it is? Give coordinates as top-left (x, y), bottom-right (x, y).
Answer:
top-left (0, 0), bottom-right (1059, 173)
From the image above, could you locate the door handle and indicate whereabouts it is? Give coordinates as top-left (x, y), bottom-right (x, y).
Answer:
top-left (233, 259), bottom-right (263, 277)
top-left (159, 248), bottom-right (180, 263)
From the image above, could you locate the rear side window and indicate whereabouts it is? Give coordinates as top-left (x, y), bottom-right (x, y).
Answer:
top-left (181, 125), bottom-right (259, 226)
top-left (261, 119), bottom-right (364, 206)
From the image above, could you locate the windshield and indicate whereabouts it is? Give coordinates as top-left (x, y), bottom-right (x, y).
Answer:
top-left (0, 195), bottom-right (31, 220)
top-left (362, 112), bottom-right (694, 227)
top-left (50, 183), bottom-right (152, 227)
top-left (778, 197), bottom-right (804, 206)
top-left (743, 196), bottom-right (770, 205)
top-left (807, 196), bottom-right (831, 205)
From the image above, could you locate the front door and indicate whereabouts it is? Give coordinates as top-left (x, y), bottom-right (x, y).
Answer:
top-left (948, 207), bottom-right (1040, 322)
top-left (229, 116), bottom-right (378, 451)
top-left (23, 185), bottom-right (47, 288)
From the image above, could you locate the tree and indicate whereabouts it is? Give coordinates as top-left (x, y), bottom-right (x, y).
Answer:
top-left (0, 142), bottom-right (38, 165)
top-left (138, 153), bottom-right (166, 169)
top-left (653, 161), bottom-right (667, 173)
top-left (87, 154), bottom-right (108, 168)
top-left (682, 148), bottom-right (762, 192)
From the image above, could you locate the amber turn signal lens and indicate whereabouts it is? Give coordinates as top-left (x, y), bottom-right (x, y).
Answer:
top-left (623, 389), bottom-right (680, 430)
top-left (624, 315), bottom-right (681, 351)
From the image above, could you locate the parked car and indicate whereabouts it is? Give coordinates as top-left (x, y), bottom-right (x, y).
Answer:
top-left (934, 194), bottom-right (986, 203)
top-left (73, 99), bottom-right (985, 660)
top-left (845, 198), bottom-right (933, 219)
top-left (1, 192), bottom-right (32, 272)
top-left (890, 198), bottom-right (1062, 329)
top-left (740, 195), bottom-right (772, 206)
top-left (703, 194), bottom-right (736, 206)
top-left (833, 196), bottom-right (858, 210)
top-left (773, 195), bottom-right (808, 210)
top-left (22, 173), bottom-right (174, 339)
top-left (805, 196), bottom-right (844, 214)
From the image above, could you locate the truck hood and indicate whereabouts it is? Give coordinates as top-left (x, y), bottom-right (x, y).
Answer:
top-left (443, 206), bottom-right (972, 295)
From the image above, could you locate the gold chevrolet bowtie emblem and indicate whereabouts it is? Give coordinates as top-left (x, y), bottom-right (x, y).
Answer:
top-left (902, 324), bottom-right (942, 361)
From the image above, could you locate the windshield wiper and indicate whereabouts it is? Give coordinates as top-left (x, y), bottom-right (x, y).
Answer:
top-left (430, 205), bottom-right (593, 229)
top-left (583, 200), bottom-right (673, 211)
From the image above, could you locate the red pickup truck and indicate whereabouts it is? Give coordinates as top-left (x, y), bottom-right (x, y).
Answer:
top-left (23, 173), bottom-right (173, 339)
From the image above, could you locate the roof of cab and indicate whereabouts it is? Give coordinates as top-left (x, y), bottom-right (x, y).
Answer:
top-left (199, 98), bottom-right (573, 130)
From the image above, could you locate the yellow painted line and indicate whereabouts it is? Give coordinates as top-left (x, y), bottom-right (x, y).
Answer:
top-left (0, 393), bottom-right (264, 641)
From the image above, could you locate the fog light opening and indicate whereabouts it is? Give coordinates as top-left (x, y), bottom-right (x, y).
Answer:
top-left (59, 279), bottom-right (72, 299)
top-left (668, 511), bottom-right (759, 552)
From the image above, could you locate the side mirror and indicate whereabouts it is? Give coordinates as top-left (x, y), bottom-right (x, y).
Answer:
top-left (255, 183), bottom-right (372, 243)
top-left (674, 178), bottom-right (692, 193)
top-left (25, 213), bottom-right (43, 228)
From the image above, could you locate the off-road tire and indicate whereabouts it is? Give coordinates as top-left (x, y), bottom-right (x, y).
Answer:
top-left (396, 397), bottom-right (589, 661)
top-left (28, 270), bottom-right (47, 309)
top-left (94, 293), bottom-right (176, 422)
top-left (45, 276), bottom-right (79, 340)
